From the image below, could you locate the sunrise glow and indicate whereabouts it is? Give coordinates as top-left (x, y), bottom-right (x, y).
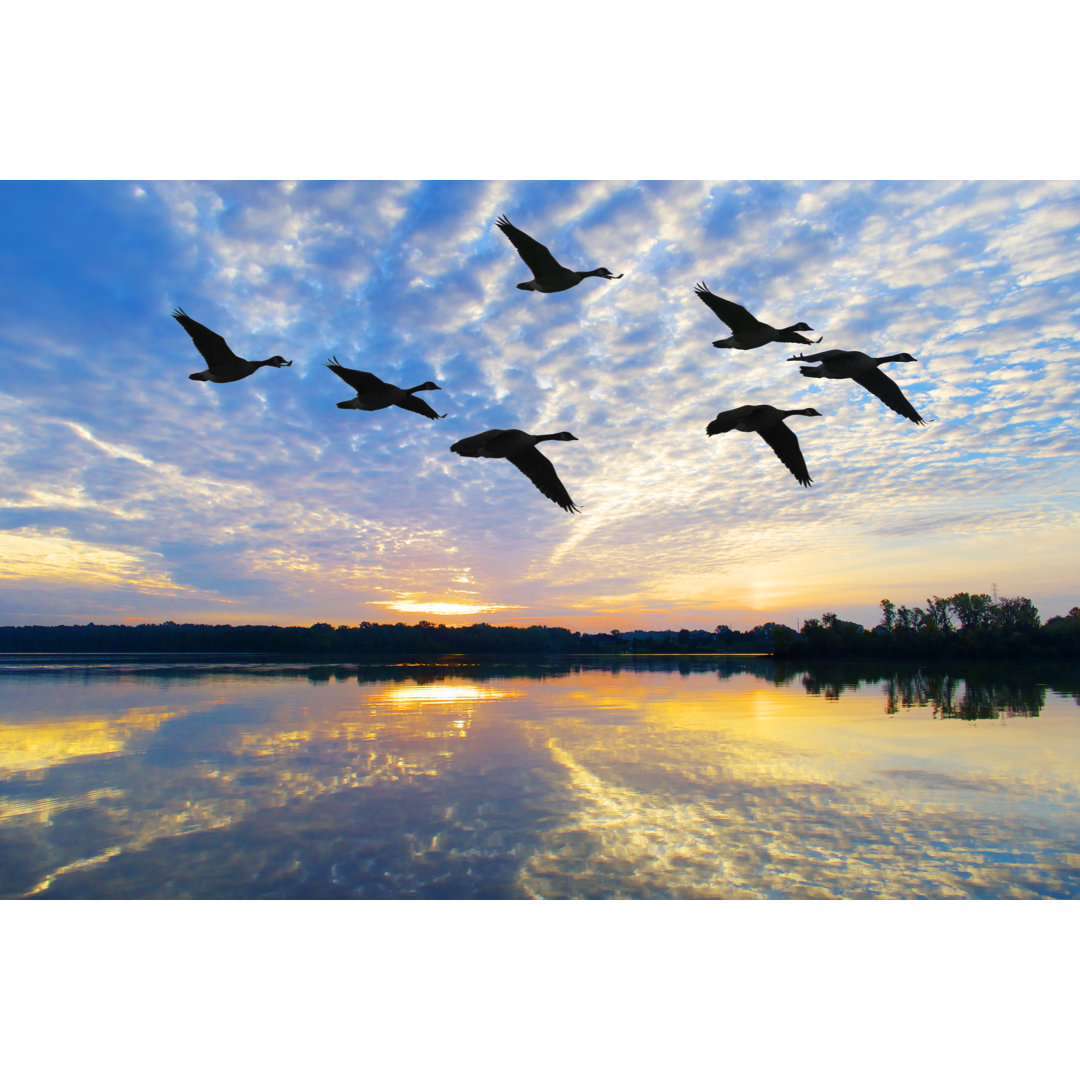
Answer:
top-left (376, 600), bottom-right (517, 617)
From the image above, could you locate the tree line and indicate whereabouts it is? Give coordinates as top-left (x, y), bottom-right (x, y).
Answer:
top-left (2, 595), bottom-right (1075, 657)
top-left (775, 593), bottom-right (1080, 659)
top-left (0, 619), bottom-right (787, 656)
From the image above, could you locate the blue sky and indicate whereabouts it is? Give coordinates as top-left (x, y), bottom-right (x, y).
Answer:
top-left (2, 178), bottom-right (1078, 630)
top-left (2, 5), bottom-right (1077, 632)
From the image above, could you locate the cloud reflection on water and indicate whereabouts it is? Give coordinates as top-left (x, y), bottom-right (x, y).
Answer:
top-left (0, 660), bottom-right (1078, 898)
top-left (2, 671), bottom-right (515, 896)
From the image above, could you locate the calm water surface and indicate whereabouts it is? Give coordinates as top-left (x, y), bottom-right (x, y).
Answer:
top-left (2, 655), bottom-right (1078, 899)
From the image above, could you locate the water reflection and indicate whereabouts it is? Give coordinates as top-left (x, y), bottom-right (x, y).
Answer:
top-left (793, 661), bottom-right (1067, 721)
top-left (884, 670), bottom-right (1047, 722)
top-left (1, 657), bottom-right (1078, 899)
top-left (0, 705), bottom-right (181, 774)
top-left (377, 683), bottom-right (522, 709)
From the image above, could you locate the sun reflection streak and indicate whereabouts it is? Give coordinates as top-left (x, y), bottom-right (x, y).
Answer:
top-left (376, 684), bottom-right (521, 708)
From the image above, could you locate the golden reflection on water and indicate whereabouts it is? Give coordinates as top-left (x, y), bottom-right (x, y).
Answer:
top-left (1, 675), bottom-right (517, 896)
top-left (2, 665), bottom-right (1079, 898)
top-left (514, 672), bottom-right (1080, 899)
top-left (377, 684), bottom-right (520, 708)
top-left (0, 707), bottom-right (181, 777)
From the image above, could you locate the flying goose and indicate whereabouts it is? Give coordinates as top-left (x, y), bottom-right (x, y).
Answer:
top-left (706, 405), bottom-right (822, 487)
top-left (325, 358), bottom-right (445, 419)
top-left (172, 307), bottom-right (292, 382)
top-left (788, 349), bottom-right (927, 425)
top-left (496, 215), bottom-right (623, 293)
top-left (450, 429), bottom-right (581, 512)
top-left (694, 283), bottom-right (821, 350)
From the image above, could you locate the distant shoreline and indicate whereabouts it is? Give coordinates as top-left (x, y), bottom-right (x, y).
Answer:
top-left (3, 598), bottom-right (1077, 659)
top-left (0, 621), bottom-right (787, 657)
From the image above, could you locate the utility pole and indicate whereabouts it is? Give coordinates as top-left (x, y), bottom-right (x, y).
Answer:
top-left (992, 582), bottom-right (998, 603)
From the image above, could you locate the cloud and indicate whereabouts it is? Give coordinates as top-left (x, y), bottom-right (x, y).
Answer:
top-left (0, 527), bottom-right (201, 596)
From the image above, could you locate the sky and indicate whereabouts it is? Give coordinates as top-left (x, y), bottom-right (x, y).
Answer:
top-left (2, 4), bottom-right (1078, 634)
top-left (2, 177), bottom-right (1079, 631)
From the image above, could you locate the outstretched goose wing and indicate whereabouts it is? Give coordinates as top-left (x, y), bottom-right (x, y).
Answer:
top-left (173, 307), bottom-right (239, 371)
top-left (496, 216), bottom-right (563, 277)
top-left (507, 447), bottom-right (580, 513)
top-left (853, 368), bottom-right (926, 424)
top-left (787, 349), bottom-right (848, 363)
top-left (693, 285), bottom-right (758, 331)
top-left (758, 422), bottom-right (813, 487)
top-left (395, 395), bottom-right (446, 421)
top-left (325, 360), bottom-right (386, 394)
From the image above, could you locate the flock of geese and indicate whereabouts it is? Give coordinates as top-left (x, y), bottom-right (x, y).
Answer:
top-left (172, 215), bottom-right (930, 511)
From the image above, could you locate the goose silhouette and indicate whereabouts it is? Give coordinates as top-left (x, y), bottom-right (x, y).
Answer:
top-left (496, 216), bottom-right (622, 293)
top-left (706, 405), bottom-right (822, 487)
top-left (172, 307), bottom-right (292, 382)
top-left (788, 350), bottom-right (927, 425)
top-left (694, 284), bottom-right (821, 350)
top-left (325, 358), bottom-right (445, 420)
top-left (450, 429), bottom-right (581, 512)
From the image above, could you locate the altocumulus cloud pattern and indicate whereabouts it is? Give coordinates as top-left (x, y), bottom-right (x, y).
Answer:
top-left (1, 180), bottom-right (1078, 631)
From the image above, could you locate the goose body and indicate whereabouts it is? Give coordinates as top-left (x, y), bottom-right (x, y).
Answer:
top-left (325, 358), bottom-right (445, 420)
top-left (450, 428), bottom-right (580, 512)
top-left (172, 307), bottom-right (292, 382)
top-left (706, 405), bottom-right (822, 487)
top-left (496, 216), bottom-right (622, 293)
top-left (694, 283), bottom-right (821, 350)
top-left (789, 349), bottom-right (926, 425)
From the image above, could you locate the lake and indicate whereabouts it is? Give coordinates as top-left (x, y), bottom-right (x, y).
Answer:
top-left (1, 655), bottom-right (1078, 899)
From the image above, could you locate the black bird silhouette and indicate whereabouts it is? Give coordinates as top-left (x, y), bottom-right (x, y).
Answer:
top-left (172, 307), bottom-right (292, 382)
top-left (706, 405), bottom-right (822, 487)
top-left (450, 429), bottom-right (581, 512)
top-left (694, 283), bottom-right (821, 350)
top-left (496, 215), bottom-right (622, 293)
top-left (788, 349), bottom-right (927, 425)
top-left (325, 358), bottom-right (445, 419)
